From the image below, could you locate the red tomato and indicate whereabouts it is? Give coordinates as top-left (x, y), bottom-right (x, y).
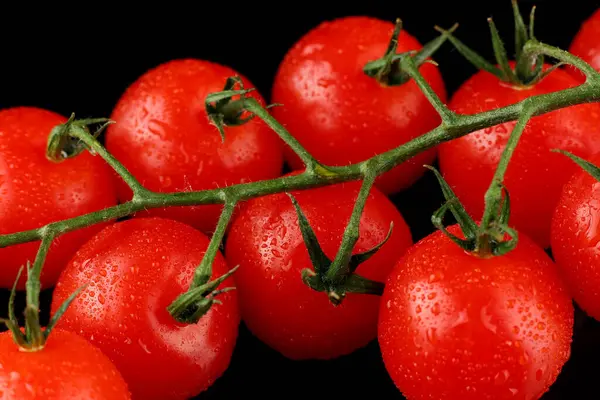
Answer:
top-left (0, 329), bottom-right (130, 399)
top-left (551, 152), bottom-right (600, 320)
top-left (50, 217), bottom-right (240, 400)
top-left (105, 59), bottom-right (284, 235)
top-left (225, 180), bottom-right (413, 360)
top-left (378, 225), bottom-right (573, 400)
top-left (270, 16), bottom-right (447, 195)
top-left (568, 9), bottom-right (600, 81)
top-left (438, 65), bottom-right (600, 248)
top-left (0, 107), bottom-right (117, 289)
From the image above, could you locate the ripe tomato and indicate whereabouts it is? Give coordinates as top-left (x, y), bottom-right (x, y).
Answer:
top-left (378, 225), bottom-right (573, 400)
top-left (568, 9), bottom-right (600, 81)
top-left (105, 59), bottom-right (284, 235)
top-left (0, 328), bottom-right (131, 399)
top-left (438, 65), bottom-right (600, 248)
top-left (225, 180), bottom-right (413, 360)
top-left (551, 152), bottom-right (600, 320)
top-left (50, 217), bottom-right (239, 400)
top-left (0, 107), bottom-right (117, 289)
top-left (270, 16), bottom-right (447, 195)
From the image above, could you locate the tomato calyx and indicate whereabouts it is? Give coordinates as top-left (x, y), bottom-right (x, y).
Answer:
top-left (426, 165), bottom-right (518, 258)
top-left (287, 193), bottom-right (393, 305)
top-left (47, 113), bottom-right (114, 162)
top-left (1, 262), bottom-right (85, 352)
top-left (436, 1), bottom-right (563, 88)
top-left (205, 76), bottom-right (280, 142)
top-left (167, 265), bottom-right (239, 324)
top-left (554, 149), bottom-right (600, 182)
top-left (363, 18), bottom-right (456, 87)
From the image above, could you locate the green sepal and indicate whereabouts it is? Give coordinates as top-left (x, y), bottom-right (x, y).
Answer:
top-left (553, 149), bottom-right (600, 182)
top-left (167, 265), bottom-right (239, 324)
top-left (425, 165), bottom-right (478, 240)
top-left (348, 222), bottom-right (394, 274)
top-left (488, 18), bottom-right (517, 83)
top-left (431, 199), bottom-right (477, 251)
top-left (286, 193), bottom-right (331, 276)
top-left (46, 113), bottom-right (113, 162)
top-left (44, 284), bottom-right (87, 340)
top-left (363, 19), bottom-right (455, 86)
top-left (512, 0), bottom-right (528, 61)
top-left (491, 224), bottom-right (519, 256)
top-left (435, 25), bottom-right (503, 79)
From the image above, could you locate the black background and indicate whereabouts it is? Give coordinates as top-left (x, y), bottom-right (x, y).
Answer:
top-left (1, 1), bottom-right (600, 399)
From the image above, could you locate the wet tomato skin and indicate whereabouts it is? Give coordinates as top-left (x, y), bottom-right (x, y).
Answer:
top-left (378, 225), bottom-right (573, 400)
top-left (225, 180), bottom-right (413, 360)
top-left (0, 329), bottom-right (131, 399)
top-left (0, 107), bottom-right (117, 289)
top-left (105, 58), bottom-right (284, 235)
top-left (271, 16), bottom-right (447, 194)
top-left (438, 65), bottom-right (600, 248)
top-left (50, 217), bottom-right (240, 400)
top-left (551, 153), bottom-right (600, 320)
top-left (568, 9), bottom-right (600, 81)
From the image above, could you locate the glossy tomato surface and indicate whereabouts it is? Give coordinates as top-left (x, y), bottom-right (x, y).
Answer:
top-left (438, 66), bottom-right (600, 248)
top-left (569, 9), bottom-right (600, 80)
top-left (271, 16), bottom-right (447, 194)
top-left (225, 180), bottom-right (413, 360)
top-left (105, 59), bottom-right (284, 234)
top-left (551, 153), bottom-right (600, 321)
top-left (50, 217), bottom-right (240, 400)
top-left (0, 329), bottom-right (131, 399)
top-left (379, 225), bottom-right (574, 400)
top-left (0, 107), bottom-right (117, 289)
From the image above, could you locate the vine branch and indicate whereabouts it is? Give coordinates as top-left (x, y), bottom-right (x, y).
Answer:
top-left (1, 39), bottom-right (599, 324)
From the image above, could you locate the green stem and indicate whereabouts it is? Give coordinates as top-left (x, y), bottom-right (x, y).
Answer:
top-left (70, 125), bottom-right (149, 198)
top-left (190, 201), bottom-right (236, 289)
top-left (242, 98), bottom-right (323, 173)
top-left (399, 56), bottom-right (457, 123)
top-left (325, 169), bottom-right (377, 284)
top-left (0, 57), bottom-right (598, 252)
top-left (25, 233), bottom-right (54, 344)
top-left (0, 40), bottom-right (598, 317)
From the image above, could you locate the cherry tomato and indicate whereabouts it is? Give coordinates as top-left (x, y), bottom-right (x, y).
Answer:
top-left (105, 59), bottom-right (284, 235)
top-left (438, 65), bottom-right (600, 248)
top-left (568, 9), bottom-right (600, 81)
top-left (0, 107), bottom-right (117, 289)
top-left (225, 180), bottom-right (413, 360)
top-left (551, 152), bottom-right (600, 320)
top-left (270, 16), bottom-right (447, 194)
top-left (378, 225), bottom-right (573, 400)
top-left (0, 328), bottom-right (130, 399)
top-left (50, 217), bottom-right (239, 400)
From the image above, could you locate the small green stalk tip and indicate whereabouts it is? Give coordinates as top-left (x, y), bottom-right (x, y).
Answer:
top-left (363, 18), bottom-right (454, 86)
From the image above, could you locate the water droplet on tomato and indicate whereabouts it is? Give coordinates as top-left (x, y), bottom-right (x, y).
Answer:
top-left (98, 294), bottom-right (106, 305)
top-left (426, 328), bottom-right (437, 344)
top-left (427, 292), bottom-right (437, 300)
top-left (415, 305), bottom-right (422, 314)
top-left (494, 369), bottom-right (510, 385)
top-left (431, 303), bottom-right (441, 316)
top-left (536, 368), bottom-right (544, 381)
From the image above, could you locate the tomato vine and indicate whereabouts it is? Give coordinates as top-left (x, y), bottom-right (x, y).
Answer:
top-left (1, 24), bottom-right (600, 330)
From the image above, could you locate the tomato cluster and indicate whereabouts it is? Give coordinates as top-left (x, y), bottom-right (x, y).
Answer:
top-left (1, 5), bottom-right (600, 400)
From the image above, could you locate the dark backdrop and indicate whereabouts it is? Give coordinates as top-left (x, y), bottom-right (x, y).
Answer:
top-left (1, 1), bottom-right (599, 399)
